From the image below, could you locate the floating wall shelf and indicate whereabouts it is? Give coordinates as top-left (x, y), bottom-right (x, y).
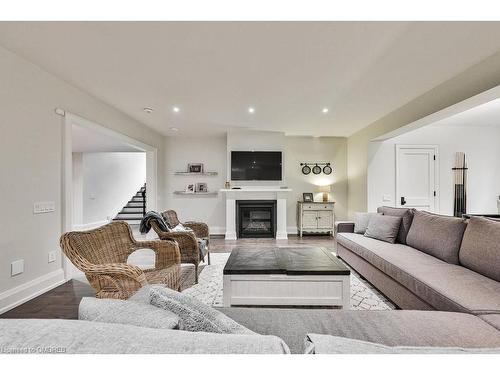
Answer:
top-left (173, 191), bottom-right (218, 196)
top-left (174, 172), bottom-right (218, 176)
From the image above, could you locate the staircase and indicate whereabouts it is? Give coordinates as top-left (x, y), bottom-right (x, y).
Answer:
top-left (113, 183), bottom-right (146, 225)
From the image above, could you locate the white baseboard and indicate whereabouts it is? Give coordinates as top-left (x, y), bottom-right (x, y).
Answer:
top-left (73, 220), bottom-right (109, 231)
top-left (0, 269), bottom-right (66, 315)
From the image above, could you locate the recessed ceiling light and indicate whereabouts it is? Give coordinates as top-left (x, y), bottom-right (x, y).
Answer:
top-left (173, 106), bottom-right (180, 113)
top-left (170, 127), bottom-right (179, 132)
top-left (248, 107), bottom-right (255, 114)
top-left (322, 108), bottom-right (329, 114)
top-left (143, 107), bottom-right (154, 114)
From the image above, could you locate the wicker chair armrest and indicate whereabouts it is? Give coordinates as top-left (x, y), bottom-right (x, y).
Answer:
top-left (85, 263), bottom-right (145, 281)
top-left (132, 240), bottom-right (181, 269)
top-left (184, 221), bottom-right (209, 238)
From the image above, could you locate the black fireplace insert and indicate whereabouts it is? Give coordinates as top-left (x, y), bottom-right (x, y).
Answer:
top-left (236, 200), bottom-right (277, 238)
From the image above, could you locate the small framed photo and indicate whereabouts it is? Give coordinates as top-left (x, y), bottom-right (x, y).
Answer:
top-left (188, 163), bottom-right (204, 173)
top-left (185, 184), bottom-right (195, 193)
top-left (303, 192), bottom-right (314, 202)
top-left (196, 182), bottom-right (208, 193)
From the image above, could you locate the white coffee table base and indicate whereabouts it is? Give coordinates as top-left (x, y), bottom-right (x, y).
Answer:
top-left (223, 273), bottom-right (350, 309)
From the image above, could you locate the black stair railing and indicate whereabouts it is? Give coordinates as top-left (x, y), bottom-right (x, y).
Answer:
top-left (142, 185), bottom-right (146, 216)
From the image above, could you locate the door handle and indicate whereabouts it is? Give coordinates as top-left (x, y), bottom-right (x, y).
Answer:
top-left (400, 196), bottom-right (407, 206)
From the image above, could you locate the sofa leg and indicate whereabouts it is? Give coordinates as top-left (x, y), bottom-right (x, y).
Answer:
top-left (207, 251), bottom-right (211, 265)
top-left (194, 263), bottom-right (199, 283)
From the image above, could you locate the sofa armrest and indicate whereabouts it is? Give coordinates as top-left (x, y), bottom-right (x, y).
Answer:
top-left (336, 222), bottom-right (355, 233)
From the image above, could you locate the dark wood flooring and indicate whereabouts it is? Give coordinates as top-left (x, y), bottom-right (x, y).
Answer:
top-left (0, 235), bottom-right (335, 320)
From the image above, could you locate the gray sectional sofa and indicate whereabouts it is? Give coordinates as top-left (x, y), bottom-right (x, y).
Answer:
top-left (337, 208), bottom-right (500, 324)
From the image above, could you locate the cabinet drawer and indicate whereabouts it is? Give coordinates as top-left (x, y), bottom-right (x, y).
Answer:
top-left (317, 204), bottom-right (334, 210)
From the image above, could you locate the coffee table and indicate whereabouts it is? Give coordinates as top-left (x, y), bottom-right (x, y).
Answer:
top-left (223, 247), bottom-right (350, 308)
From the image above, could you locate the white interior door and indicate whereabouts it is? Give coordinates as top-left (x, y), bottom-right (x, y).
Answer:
top-left (396, 145), bottom-right (438, 212)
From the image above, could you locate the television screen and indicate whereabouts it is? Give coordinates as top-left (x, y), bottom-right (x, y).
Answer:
top-left (231, 151), bottom-right (282, 181)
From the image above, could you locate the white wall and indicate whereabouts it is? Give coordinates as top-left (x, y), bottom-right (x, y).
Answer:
top-left (162, 132), bottom-right (348, 235)
top-left (163, 136), bottom-right (227, 234)
top-left (0, 45), bottom-right (165, 313)
top-left (285, 136), bottom-right (348, 228)
top-left (368, 125), bottom-right (500, 215)
top-left (81, 152), bottom-right (146, 224)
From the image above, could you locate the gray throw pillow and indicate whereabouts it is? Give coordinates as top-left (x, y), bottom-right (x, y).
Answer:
top-left (364, 214), bottom-right (402, 244)
top-left (353, 213), bottom-right (378, 234)
top-left (378, 206), bottom-right (415, 244)
top-left (149, 286), bottom-right (255, 334)
top-left (78, 297), bottom-right (180, 329)
top-left (406, 210), bottom-right (467, 264)
top-left (459, 216), bottom-right (500, 282)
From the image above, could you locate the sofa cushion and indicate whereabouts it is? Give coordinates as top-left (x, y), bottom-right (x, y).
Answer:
top-left (305, 334), bottom-right (500, 354)
top-left (459, 216), bottom-right (500, 282)
top-left (337, 233), bottom-right (500, 314)
top-left (479, 314), bottom-right (500, 331)
top-left (78, 297), bottom-right (180, 329)
top-left (150, 286), bottom-right (254, 334)
top-left (0, 319), bottom-right (290, 354)
top-left (218, 308), bottom-right (500, 353)
top-left (406, 210), bottom-right (467, 264)
top-left (353, 213), bottom-right (378, 234)
top-left (378, 206), bottom-right (415, 244)
top-left (364, 214), bottom-right (401, 244)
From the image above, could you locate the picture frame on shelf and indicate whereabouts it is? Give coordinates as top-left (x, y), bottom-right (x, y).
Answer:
top-left (188, 163), bottom-right (204, 173)
top-left (185, 184), bottom-right (195, 193)
top-left (302, 192), bottom-right (314, 202)
top-left (196, 182), bottom-right (208, 193)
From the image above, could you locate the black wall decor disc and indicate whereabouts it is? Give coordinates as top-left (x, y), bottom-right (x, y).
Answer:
top-left (323, 165), bottom-right (332, 175)
top-left (312, 165), bottom-right (322, 174)
top-left (301, 165), bottom-right (311, 175)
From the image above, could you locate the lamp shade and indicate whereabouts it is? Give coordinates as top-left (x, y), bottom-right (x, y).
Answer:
top-left (318, 185), bottom-right (331, 193)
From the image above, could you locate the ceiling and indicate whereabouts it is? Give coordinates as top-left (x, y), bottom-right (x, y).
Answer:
top-left (2, 22), bottom-right (500, 137)
top-left (72, 124), bottom-right (144, 152)
top-left (431, 97), bottom-right (500, 128)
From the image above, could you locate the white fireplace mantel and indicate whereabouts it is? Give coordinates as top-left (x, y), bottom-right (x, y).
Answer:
top-left (220, 187), bottom-right (292, 240)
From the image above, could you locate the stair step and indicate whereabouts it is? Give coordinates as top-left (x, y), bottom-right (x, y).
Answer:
top-left (120, 207), bottom-right (144, 213)
top-left (115, 213), bottom-right (144, 219)
top-left (130, 197), bottom-right (145, 202)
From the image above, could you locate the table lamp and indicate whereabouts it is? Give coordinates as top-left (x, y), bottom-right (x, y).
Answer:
top-left (318, 185), bottom-right (331, 202)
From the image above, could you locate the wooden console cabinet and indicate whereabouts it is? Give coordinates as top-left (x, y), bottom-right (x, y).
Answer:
top-left (297, 202), bottom-right (335, 237)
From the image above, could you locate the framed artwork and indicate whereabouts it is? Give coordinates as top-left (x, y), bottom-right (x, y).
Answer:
top-left (185, 184), bottom-right (195, 193)
top-left (188, 163), bottom-right (204, 173)
top-left (303, 192), bottom-right (314, 202)
top-left (196, 182), bottom-right (208, 193)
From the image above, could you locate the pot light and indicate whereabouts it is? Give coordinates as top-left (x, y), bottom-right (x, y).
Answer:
top-left (143, 107), bottom-right (154, 114)
top-left (173, 106), bottom-right (180, 113)
top-left (248, 107), bottom-right (255, 114)
top-left (322, 108), bottom-right (329, 114)
top-left (170, 127), bottom-right (179, 132)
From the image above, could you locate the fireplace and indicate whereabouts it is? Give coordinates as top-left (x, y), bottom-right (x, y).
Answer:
top-left (236, 200), bottom-right (277, 238)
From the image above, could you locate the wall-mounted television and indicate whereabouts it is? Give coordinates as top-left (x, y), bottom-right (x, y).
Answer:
top-left (231, 151), bottom-right (282, 181)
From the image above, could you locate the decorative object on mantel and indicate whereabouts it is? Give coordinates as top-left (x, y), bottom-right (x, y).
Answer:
top-left (185, 184), bottom-right (195, 194)
top-left (188, 163), bottom-right (204, 173)
top-left (317, 185), bottom-right (331, 202)
top-left (303, 192), bottom-right (314, 202)
top-left (453, 152), bottom-right (468, 217)
top-left (224, 181), bottom-right (230, 189)
top-left (300, 162), bottom-right (332, 175)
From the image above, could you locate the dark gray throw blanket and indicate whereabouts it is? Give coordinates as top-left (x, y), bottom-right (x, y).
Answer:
top-left (140, 211), bottom-right (169, 234)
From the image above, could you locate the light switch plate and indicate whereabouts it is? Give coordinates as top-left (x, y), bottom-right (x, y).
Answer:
top-left (34, 201), bottom-right (56, 214)
top-left (48, 251), bottom-right (57, 263)
top-left (11, 259), bottom-right (24, 276)
top-left (382, 194), bottom-right (392, 203)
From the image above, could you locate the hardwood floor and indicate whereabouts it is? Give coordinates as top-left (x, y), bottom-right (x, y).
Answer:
top-left (0, 235), bottom-right (335, 320)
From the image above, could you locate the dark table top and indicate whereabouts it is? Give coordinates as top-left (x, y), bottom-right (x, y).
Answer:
top-left (223, 246), bottom-right (350, 276)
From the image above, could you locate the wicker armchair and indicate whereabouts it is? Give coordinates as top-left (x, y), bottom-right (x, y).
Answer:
top-left (60, 221), bottom-right (181, 299)
top-left (150, 210), bottom-right (210, 283)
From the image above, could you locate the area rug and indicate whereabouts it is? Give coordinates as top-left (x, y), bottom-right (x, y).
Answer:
top-left (183, 252), bottom-right (396, 310)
